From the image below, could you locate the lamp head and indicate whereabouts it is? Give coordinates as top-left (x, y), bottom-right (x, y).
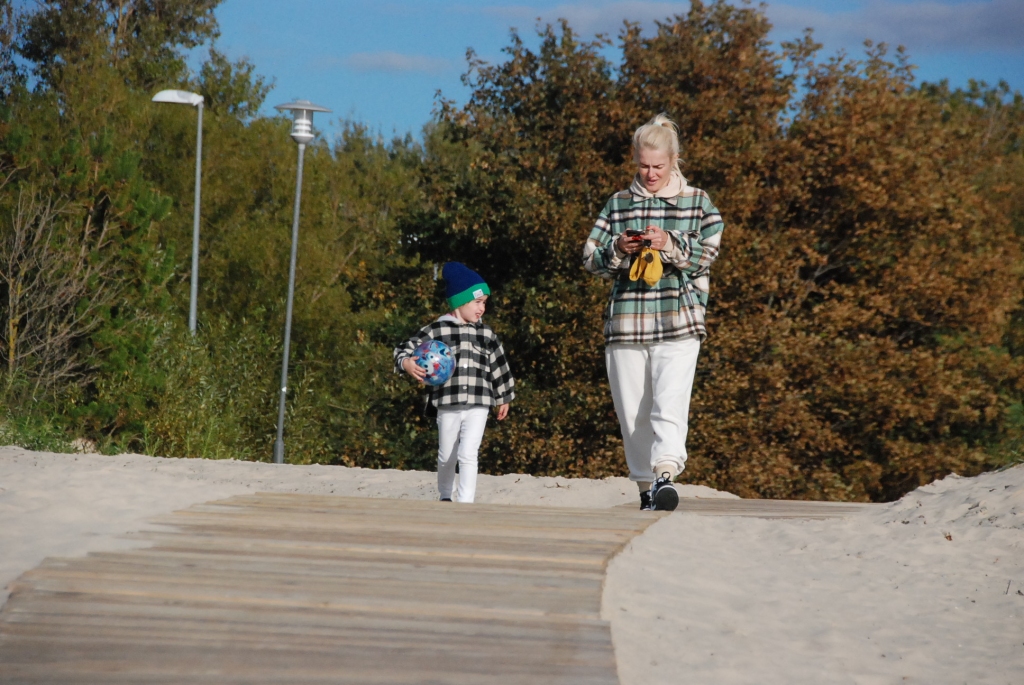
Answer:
top-left (152, 89), bottom-right (204, 106)
top-left (274, 100), bottom-right (331, 145)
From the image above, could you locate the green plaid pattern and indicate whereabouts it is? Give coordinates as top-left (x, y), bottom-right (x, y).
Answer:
top-left (583, 187), bottom-right (724, 344)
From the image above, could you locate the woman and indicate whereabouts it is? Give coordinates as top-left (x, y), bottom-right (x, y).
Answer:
top-left (583, 113), bottom-right (724, 511)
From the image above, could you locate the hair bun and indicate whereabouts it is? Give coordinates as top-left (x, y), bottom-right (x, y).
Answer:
top-left (632, 112), bottom-right (682, 171)
top-left (649, 112), bottom-right (678, 134)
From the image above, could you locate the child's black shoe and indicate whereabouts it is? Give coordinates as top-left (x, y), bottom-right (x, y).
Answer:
top-left (651, 473), bottom-right (679, 511)
top-left (639, 490), bottom-right (653, 511)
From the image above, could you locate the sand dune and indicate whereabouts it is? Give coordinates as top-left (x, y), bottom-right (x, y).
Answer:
top-left (605, 466), bottom-right (1024, 684)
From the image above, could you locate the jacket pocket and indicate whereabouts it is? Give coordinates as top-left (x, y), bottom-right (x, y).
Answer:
top-left (679, 278), bottom-right (698, 309)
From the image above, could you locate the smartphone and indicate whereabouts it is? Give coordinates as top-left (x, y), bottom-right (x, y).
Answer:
top-left (625, 228), bottom-right (646, 238)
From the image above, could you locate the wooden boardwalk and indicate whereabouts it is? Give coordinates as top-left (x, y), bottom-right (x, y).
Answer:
top-left (673, 496), bottom-right (875, 519)
top-left (0, 494), bottom-right (661, 684)
top-left (0, 494), bottom-right (874, 684)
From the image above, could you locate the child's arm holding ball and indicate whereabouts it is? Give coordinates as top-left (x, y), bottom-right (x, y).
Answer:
top-left (394, 328), bottom-right (431, 384)
top-left (401, 358), bottom-right (427, 383)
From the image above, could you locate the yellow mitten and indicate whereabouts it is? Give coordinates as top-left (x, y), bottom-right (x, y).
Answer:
top-left (629, 247), bottom-right (663, 286)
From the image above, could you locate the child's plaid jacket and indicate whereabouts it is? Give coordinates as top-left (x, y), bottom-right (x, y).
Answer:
top-left (394, 315), bottom-right (516, 408)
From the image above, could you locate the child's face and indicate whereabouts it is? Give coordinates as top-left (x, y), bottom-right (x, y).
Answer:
top-left (455, 296), bottom-right (487, 323)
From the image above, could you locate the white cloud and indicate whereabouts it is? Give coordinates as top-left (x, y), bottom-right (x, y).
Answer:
top-left (313, 51), bottom-right (453, 74)
top-left (766, 0), bottom-right (1024, 54)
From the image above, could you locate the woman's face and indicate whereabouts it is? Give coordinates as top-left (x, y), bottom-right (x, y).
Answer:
top-left (637, 147), bottom-right (675, 193)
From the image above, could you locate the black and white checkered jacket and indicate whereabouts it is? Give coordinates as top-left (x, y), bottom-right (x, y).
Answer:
top-left (394, 315), bottom-right (516, 408)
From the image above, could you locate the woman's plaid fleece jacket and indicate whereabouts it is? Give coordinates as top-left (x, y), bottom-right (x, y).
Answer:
top-left (582, 183), bottom-right (724, 344)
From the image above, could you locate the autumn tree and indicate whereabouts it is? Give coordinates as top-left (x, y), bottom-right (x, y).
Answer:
top-left (17, 0), bottom-right (220, 91)
top-left (0, 189), bottom-right (126, 390)
top-left (405, 0), bottom-right (1024, 500)
top-left (3, 0), bottom-right (426, 461)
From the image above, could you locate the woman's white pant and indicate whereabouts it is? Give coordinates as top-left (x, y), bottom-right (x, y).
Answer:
top-left (436, 406), bottom-right (489, 503)
top-left (605, 338), bottom-right (701, 483)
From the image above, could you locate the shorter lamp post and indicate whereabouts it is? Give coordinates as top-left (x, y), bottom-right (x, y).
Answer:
top-left (272, 100), bottom-right (331, 465)
top-left (151, 89), bottom-right (205, 335)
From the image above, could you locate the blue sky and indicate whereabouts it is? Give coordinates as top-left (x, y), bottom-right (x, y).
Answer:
top-left (207, 0), bottom-right (1024, 138)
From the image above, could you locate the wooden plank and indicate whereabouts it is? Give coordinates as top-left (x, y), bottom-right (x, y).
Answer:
top-left (676, 498), bottom-right (876, 518)
top-left (0, 636), bottom-right (618, 685)
top-left (0, 494), bottom-right (655, 684)
top-left (127, 534), bottom-right (618, 572)
top-left (1, 601), bottom-right (614, 643)
top-left (2, 593), bottom-right (613, 638)
top-left (153, 516), bottom-right (642, 545)
top-left (27, 552), bottom-right (607, 587)
top-left (615, 496), bottom-right (878, 519)
top-left (9, 574), bottom-right (603, 618)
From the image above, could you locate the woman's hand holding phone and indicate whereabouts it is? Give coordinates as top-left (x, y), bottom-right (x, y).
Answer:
top-left (619, 226), bottom-right (668, 253)
top-left (618, 229), bottom-right (645, 254)
top-left (643, 225), bottom-right (669, 250)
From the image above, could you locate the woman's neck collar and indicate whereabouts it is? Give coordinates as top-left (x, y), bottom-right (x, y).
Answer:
top-left (630, 170), bottom-right (687, 199)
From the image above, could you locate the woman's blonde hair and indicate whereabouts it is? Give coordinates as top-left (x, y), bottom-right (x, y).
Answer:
top-left (632, 113), bottom-right (682, 171)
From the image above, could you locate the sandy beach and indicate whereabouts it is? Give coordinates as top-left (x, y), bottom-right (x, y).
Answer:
top-left (1, 445), bottom-right (1021, 683)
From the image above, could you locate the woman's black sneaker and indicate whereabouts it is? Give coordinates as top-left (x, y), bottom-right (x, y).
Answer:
top-left (440, 498), bottom-right (452, 502)
top-left (639, 490), bottom-right (653, 511)
top-left (650, 474), bottom-right (679, 511)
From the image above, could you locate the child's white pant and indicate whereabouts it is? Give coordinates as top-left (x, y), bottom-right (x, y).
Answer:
top-left (605, 338), bottom-right (701, 482)
top-left (436, 406), bottom-right (489, 503)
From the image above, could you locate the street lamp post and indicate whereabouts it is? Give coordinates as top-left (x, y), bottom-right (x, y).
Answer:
top-left (152, 89), bottom-right (205, 335)
top-left (272, 100), bottom-right (331, 465)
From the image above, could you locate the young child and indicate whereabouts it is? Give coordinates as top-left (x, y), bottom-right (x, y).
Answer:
top-left (394, 262), bottom-right (515, 503)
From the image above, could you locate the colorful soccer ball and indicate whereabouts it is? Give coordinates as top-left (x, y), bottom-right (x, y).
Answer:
top-left (412, 339), bottom-right (455, 386)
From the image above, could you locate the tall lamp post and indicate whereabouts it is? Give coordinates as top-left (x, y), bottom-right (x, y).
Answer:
top-left (272, 100), bottom-right (331, 465)
top-left (152, 89), bottom-right (205, 335)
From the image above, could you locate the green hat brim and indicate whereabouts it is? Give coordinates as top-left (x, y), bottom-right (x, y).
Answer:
top-left (448, 283), bottom-right (490, 310)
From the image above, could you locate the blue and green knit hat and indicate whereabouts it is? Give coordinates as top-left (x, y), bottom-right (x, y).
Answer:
top-left (442, 262), bottom-right (490, 309)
